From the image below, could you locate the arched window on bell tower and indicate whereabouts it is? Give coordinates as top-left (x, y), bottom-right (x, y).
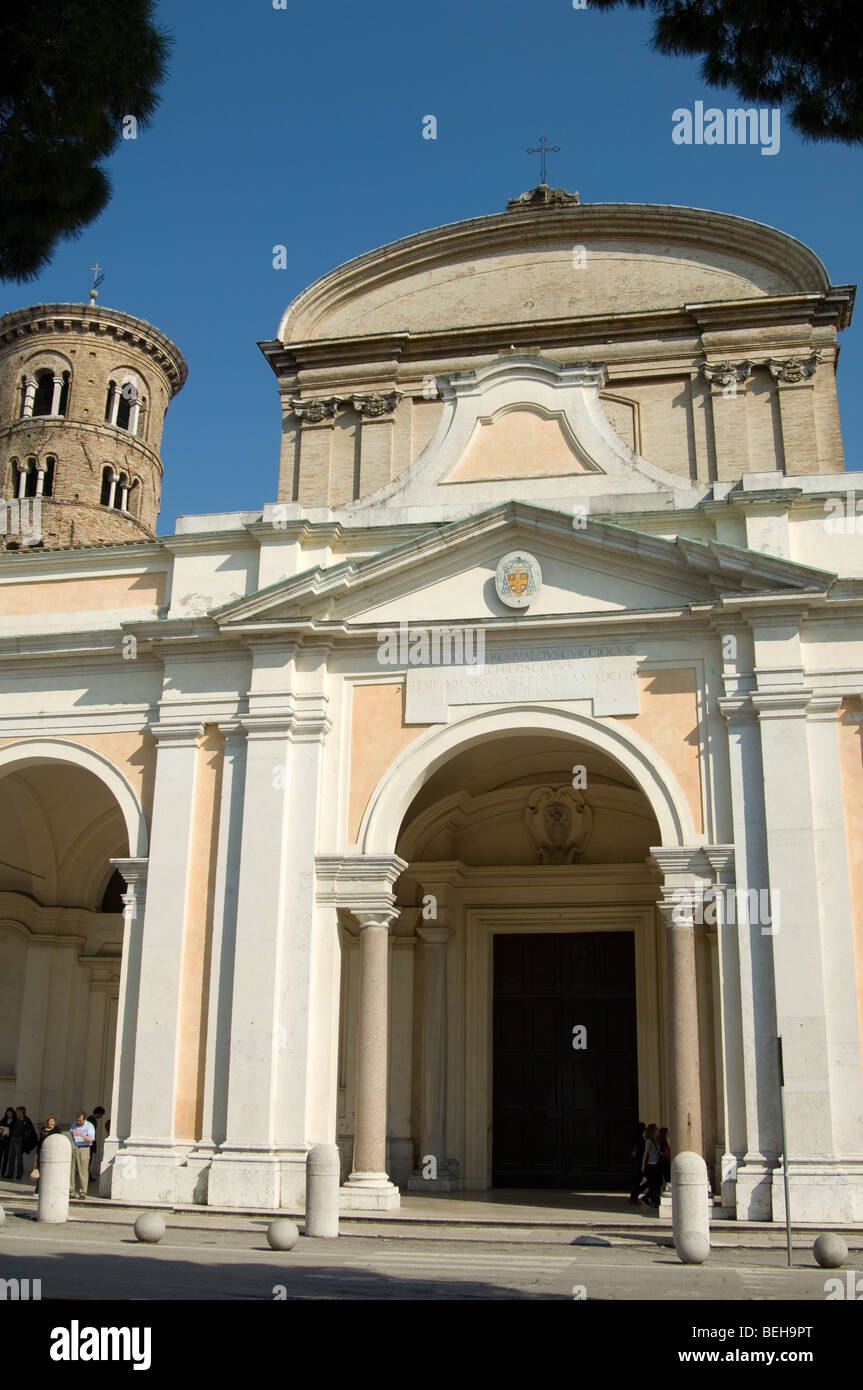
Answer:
top-left (41, 456), bottom-right (55, 497)
top-left (100, 465), bottom-right (116, 508)
top-left (20, 366), bottom-right (70, 418)
top-left (13, 457), bottom-right (41, 499)
top-left (105, 373), bottom-right (145, 436)
top-left (32, 372), bottom-right (54, 415)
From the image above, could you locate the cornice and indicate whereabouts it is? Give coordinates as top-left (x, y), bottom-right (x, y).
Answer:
top-left (277, 203), bottom-right (835, 350)
top-left (212, 501), bottom-right (831, 631)
top-left (0, 538), bottom-right (166, 576)
top-left (0, 303), bottom-right (188, 394)
top-left (260, 294), bottom-right (849, 379)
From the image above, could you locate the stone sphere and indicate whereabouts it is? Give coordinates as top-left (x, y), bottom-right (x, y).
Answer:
top-left (676, 1231), bottom-right (710, 1265)
top-left (813, 1233), bottom-right (847, 1269)
top-left (133, 1212), bottom-right (166, 1244)
top-left (266, 1219), bottom-right (299, 1251)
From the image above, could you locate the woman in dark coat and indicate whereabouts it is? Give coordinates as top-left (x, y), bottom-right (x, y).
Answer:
top-left (0, 1107), bottom-right (15, 1178)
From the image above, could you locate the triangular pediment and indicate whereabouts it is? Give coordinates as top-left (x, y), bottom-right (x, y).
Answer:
top-left (212, 501), bottom-right (833, 633)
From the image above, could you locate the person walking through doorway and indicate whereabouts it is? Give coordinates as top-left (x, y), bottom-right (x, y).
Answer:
top-left (641, 1123), bottom-right (663, 1207)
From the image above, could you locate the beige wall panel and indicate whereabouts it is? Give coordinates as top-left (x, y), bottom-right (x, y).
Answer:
top-left (347, 683), bottom-right (429, 843)
top-left (0, 572), bottom-right (166, 615)
top-left (174, 726), bottom-right (223, 1141)
top-left (615, 667), bottom-right (703, 833)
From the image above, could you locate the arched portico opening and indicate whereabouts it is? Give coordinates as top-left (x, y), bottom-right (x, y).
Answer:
top-left (0, 740), bottom-right (147, 1184)
top-left (334, 707), bottom-right (722, 1203)
top-left (356, 705), bottom-right (699, 855)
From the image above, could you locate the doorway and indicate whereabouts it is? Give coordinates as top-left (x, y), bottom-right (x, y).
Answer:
top-left (492, 931), bottom-right (638, 1188)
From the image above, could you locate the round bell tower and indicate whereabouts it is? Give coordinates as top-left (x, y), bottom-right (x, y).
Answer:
top-left (0, 302), bottom-right (186, 550)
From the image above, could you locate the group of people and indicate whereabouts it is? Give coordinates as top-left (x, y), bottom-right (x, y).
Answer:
top-left (0, 1104), bottom-right (107, 1198)
top-left (629, 1121), bottom-right (671, 1208)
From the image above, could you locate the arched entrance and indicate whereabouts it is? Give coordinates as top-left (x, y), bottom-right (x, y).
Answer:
top-left (331, 706), bottom-right (720, 1203)
top-left (0, 740), bottom-right (147, 1168)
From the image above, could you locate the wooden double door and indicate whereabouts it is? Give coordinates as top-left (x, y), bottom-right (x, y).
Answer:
top-left (492, 931), bottom-right (638, 1189)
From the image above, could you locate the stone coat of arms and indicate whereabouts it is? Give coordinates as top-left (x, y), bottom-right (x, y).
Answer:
top-left (495, 550), bottom-right (542, 609)
top-left (525, 785), bottom-right (593, 863)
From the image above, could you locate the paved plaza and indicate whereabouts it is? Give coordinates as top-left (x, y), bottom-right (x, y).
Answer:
top-left (1, 1206), bottom-right (860, 1301)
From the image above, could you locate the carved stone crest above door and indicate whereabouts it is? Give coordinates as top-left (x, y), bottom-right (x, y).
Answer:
top-left (524, 785), bottom-right (593, 863)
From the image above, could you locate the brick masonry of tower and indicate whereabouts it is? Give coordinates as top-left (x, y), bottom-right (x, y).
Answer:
top-left (0, 303), bottom-right (186, 551)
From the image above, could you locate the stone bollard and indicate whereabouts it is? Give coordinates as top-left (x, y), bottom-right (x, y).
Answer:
top-left (306, 1143), bottom-right (340, 1238)
top-left (267, 1219), bottom-right (299, 1251)
top-left (813, 1233), bottom-right (847, 1269)
top-left (37, 1132), bottom-right (72, 1224)
top-left (672, 1150), bottom-right (710, 1264)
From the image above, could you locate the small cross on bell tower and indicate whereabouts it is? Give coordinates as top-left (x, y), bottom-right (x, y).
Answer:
top-left (88, 263), bottom-right (105, 304)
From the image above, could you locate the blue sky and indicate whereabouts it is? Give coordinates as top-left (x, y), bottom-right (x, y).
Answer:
top-left (6, 0), bottom-right (862, 530)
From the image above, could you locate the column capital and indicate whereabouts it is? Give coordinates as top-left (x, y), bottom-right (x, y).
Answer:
top-left (717, 694), bottom-right (758, 725)
top-left (354, 908), bottom-right (400, 932)
top-left (750, 689), bottom-right (813, 718)
top-left (110, 856), bottom-right (148, 923)
top-left (110, 856), bottom-right (149, 890)
top-left (702, 845), bottom-right (736, 881)
top-left (768, 351), bottom-right (820, 386)
top-left (702, 359), bottom-right (752, 395)
top-left (316, 853), bottom-right (408, 916)
top-left (290, 396), bottom-right (341, 424)
top-left (806, 694), bottom-right (845, 721)
top-left (149, 720), bottom-right (206, 747)
top-left (417, 925), bottom-right (454, 946)
top-left (217, 719), bottom-right (247, 742)
top-left (240, 701), bottom-right (331, 744)
top-left (649, 845), bottom-right (715, 880)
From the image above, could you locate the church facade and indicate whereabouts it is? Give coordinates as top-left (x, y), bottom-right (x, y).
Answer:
top-left (1, 186), bottom-right (862, 1223)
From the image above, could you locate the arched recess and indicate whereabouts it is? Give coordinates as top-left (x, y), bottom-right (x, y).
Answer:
top-left (0, 738), bottom-right (148, 858)
top-left (356, 703), bottom-right (699, 855)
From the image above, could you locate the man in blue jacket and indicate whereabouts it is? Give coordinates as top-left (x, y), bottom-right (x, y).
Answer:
top-left (69, 1111), bottom-right (95, 1198)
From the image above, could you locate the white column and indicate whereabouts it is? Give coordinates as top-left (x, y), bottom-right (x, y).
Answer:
top-left (316, 854), bottom-right (407, 1211)
top-left (16, 466), bottom-right (27, 499)
top-left (34, 464), bottom-right (46, 497)
top-left (754, 683), bottom-right (863, 1221)
top-left (345, 909), bottom-right (400, 1206)
top-left (102, 856), bottom-right (147, 1188)
top-left (128, 398), bottom-right (140, 434)
top-left (717, 694), bottom-right (779, 1219)
top-left (50, 375), bottom-right (63, 415)
top-left (196, 723), bottom-right (247, 1154)
top-left (408, 924), bottom-right (456, 1191)
top-left (107, 384), bottom-right (120, 426)
top-left (206, 711), bottom-right (302, 1208)
top-left (659, 893), bottom-right (703, 1156)
top-left (22, 378), bottom-right (36, 418)
top-left (110, 728), bottom-right (200, 1202)
top-left (119, 481), bottom-right (129, 511)
top-left (806, 696), bottom-right (863, 1161)
top-left (107, 474), bottom-right (117, 508)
